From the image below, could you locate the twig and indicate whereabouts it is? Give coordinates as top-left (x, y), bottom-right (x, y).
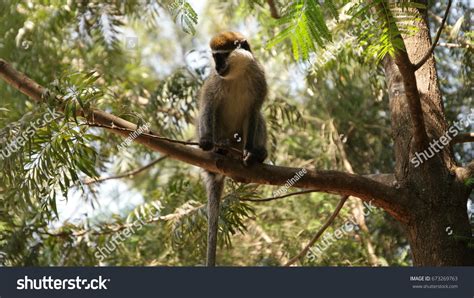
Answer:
top-left (86, 122), bottom-right (244, 156)
top-left (429, 12), bottom-right (473, 50)
top-left (284, 195), bottom-right (348, 266)
top-left (438, 42), bottom-right (465, 49)
top-left (330, 121), bottom-right (380, 266)
top-left (83, 155), bottom-right (168, 185)
top-left (413, 0), bottom-right (452, 70)
top-left (240, 189), bottom-right (319, 202)
top-left (86, 122), bottom-right (198, 146)
top-left (40, 204), bottom-right (204, 238)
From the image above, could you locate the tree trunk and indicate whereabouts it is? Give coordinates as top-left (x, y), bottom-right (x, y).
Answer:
top-left (383, 5), bottom-right (474, 265)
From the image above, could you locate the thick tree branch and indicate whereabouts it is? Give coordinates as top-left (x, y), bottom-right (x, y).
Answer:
top-left (86, 123), bottom-right (198, 146)
top-left (86, 123), bottom-right (243, 155)
top-left (284, 195), bottom-right (349, 266)
top-left (0, 59), bottom-right (45, 100)
top-left (241, 173), bottom-right (396, 203)
top-left (393, 50), bottom-right (429, 151)
top-left (384, 10), bottom-right (430, 152)
top-left (0, 58), bottom-right (408, 221)
top-left (371, 1), bottom-right (429, 152)
top-left (452, 132), bottom-right (474, 144)
top-left (413, 0), bottom-right (452, 70)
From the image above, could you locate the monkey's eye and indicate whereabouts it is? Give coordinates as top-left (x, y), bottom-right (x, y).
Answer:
top-left (212, 52), bottom-right (230, 60)
top-left (240, 40), bottom-right (251, 52)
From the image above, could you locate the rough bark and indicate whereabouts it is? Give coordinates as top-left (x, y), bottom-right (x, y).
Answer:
top-left (382, 3), bottom-right (473, 265)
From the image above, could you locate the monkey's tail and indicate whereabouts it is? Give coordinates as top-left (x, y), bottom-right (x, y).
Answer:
top-left (204, 171), bottom-right (225, 267)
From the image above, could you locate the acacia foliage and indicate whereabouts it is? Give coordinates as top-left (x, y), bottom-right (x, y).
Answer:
top-left (0, 0), bottom-right (471, 266)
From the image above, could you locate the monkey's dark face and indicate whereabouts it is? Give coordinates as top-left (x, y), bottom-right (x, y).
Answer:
top-left (212, 52), bottom-right (231, 76)
top-left (212, 40), bottom-right (252, 77)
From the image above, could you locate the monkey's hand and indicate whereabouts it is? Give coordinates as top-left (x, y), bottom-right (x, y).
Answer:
top-left (243, 147), bottom-right (267, 166)
top-left (199, 137), bottom-right (214, 151)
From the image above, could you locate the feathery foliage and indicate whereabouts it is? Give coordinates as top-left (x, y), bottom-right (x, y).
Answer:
top-left (267, 0), bottom-right (334, 60)
top-left (349, 0), bottom-right (425, 62)
top-left (168, 0), bottom-right (199, 35)
top-left (0, 0), bottom-right (471, 267)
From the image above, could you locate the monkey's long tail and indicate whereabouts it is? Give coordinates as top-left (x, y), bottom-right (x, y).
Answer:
top-left (204, 171), bottom-right (225, 267)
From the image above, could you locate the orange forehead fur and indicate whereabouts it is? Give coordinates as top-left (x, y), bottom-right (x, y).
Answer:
top-left (210, 31), bottom-right (246, 51)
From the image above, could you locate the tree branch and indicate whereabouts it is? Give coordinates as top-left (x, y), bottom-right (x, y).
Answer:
top-left (330, 121), bottom-right (380, 266)
top-left (83, 155), bottom-right (167, 185)
top-left (284, 195), bottom-right (349, 266)
top-left (38, 203), bottom-right (204, 238)
top-left (429, 11), bottom-right (473, 50)
top-left (0, 58), bottom-right (408, 221)
top-left (267, 0), bottom-right (280, 19)
top-left (86, 122), bottom-right (243, 156)
top-left (393, 50), bottom-right (429, 152)
top-left (413, 0), bottom-right (452, 70)
top-left (438, 42), bottom-right (472, 49)
top-left (371, 1), bottom-right (429, 152)
top-left (85, 123), bottom-right (198, 146)
top-left (240, 173), bottom-right (396, 203)
top-left (452, 132), bottom-right (474, 144)
top-left (240, 189), bottom-right (319, 202)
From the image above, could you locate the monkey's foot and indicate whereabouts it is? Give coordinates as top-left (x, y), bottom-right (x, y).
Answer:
top-left (214, 139), bottom-right (232, 155)
top-left (199, 137), bottom-right (214, 151)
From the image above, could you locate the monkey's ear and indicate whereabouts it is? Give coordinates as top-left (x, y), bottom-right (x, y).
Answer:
top-left (241, 40), bottom-right (251, 52)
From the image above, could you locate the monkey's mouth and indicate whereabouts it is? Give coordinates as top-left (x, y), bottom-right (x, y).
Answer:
top-left (216, 64), bottom-right (230, 77)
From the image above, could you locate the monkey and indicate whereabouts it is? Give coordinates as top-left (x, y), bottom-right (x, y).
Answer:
top-left (197, 31), bottom-right (268, 267)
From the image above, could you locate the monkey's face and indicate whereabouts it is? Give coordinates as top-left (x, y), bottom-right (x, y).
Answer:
top-left (212, 46), bottom-right (253, 78)
top-left (210, 32), bottom-right (252, 78)
top-left (212, 51), bottom-right (231, 77)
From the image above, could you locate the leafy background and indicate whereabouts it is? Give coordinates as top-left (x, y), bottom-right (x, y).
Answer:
top-left (0, 0), bottom-right (472, 266)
